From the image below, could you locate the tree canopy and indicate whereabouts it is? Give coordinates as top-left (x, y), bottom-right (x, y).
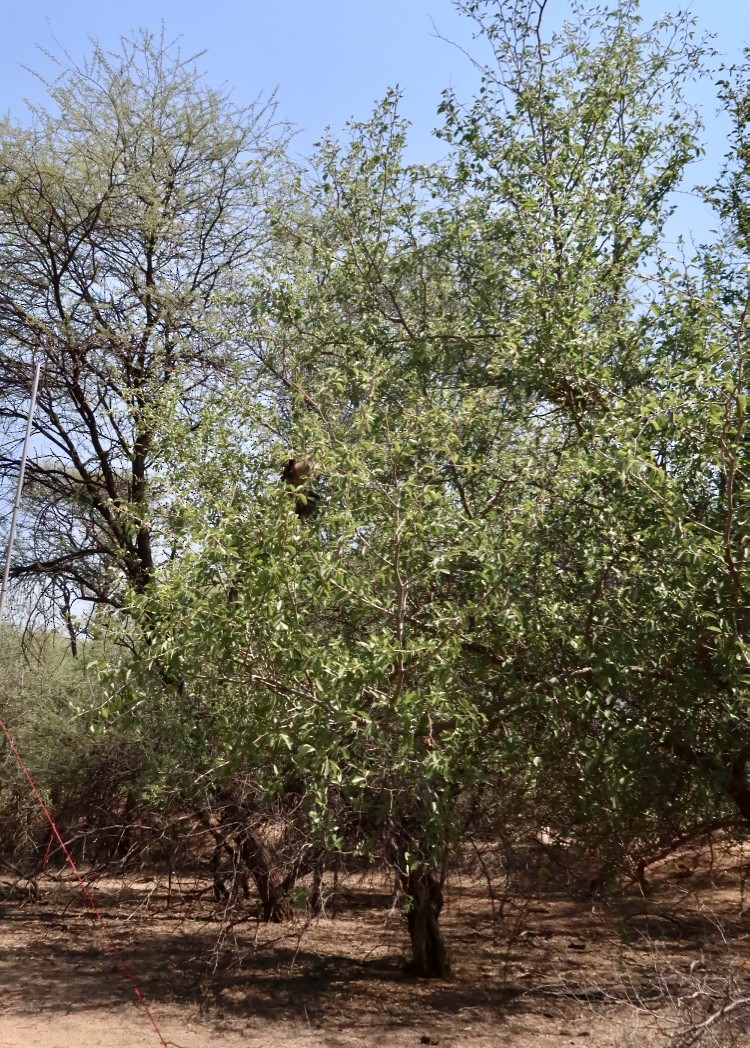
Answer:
top-left (0, 29), bottom-right (291, 629)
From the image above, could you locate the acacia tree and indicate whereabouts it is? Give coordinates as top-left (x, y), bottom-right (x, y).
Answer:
top-left (0, 30), bottom-right (290, 630)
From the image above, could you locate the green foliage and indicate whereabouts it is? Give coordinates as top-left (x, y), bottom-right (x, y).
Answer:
top-left (99, 1), bottom-right (741, 885)
top-left (0, 627), bottom-right (149, 864)
top-left (8, 4), bottom-right (748, 961)
top-left (0, 28), bottom-right (292, 623)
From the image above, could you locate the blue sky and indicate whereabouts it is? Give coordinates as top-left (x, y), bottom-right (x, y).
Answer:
top-left (0, 2), bottom-right (483, 161)
top-left (0, 1), bottom-right (746, 240)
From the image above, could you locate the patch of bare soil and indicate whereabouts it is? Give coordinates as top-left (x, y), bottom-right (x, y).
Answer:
top-left (1, 839), bottom-right (750, 1048)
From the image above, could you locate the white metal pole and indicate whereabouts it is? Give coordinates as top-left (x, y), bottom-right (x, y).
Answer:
top-left (0, 362), bottom-right (41, 622)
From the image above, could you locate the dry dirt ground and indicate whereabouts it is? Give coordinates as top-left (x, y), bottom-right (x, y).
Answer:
top-left (1, 841), bottom-right (750, 1048)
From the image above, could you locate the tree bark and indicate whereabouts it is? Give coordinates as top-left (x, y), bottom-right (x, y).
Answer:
top-left (402, 868), bottom-right (452, 979)
top-left (728, 761), bottom-right (750, 824)
top-left (309, 860), bottom-right (325, 915)
top-left (240, 830), bottom-right (292, 922)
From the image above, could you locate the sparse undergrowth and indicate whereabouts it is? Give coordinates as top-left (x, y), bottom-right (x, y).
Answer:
top-left (0, 834), bottom-right (749, 1046)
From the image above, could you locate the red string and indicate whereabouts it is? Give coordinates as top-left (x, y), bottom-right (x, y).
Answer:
top-left (37, 829), bottom-right (54, 874)
top-left (0, 716), bottom-right (169, 1048)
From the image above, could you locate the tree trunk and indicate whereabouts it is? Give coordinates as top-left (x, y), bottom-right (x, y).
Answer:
top-left (240, 830), bottom-right (292, 922)
top-left (725, 756), bottom-right (750, 824)
top-left (728, 781), bottom-right (750, 823)
top-left (402, 868), bottom-right (452, 979)
top-left (199, 804), bottom-right (292, 922)
top-left (309, 860), bottom-right (324, 915)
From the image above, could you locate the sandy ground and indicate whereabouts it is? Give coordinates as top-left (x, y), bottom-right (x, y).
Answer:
top-left (0, 844), bottom-right (749, 1047)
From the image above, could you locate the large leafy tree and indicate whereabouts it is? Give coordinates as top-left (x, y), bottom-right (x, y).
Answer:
top-left (110, 2), bottom-right (718, 978)
top-left (522, 57), bottom-right (750, 843)
top-left (0, 31), bottom-right (290, 629)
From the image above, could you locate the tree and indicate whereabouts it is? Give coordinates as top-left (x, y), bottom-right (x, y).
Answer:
top-left (518, 52), bottom-right (750, 844)
top-left (411, 5), bottom-right (750, 868)
top-left (0, 30), bottom-right (290, 631)
top-left (106, 1), bottom-right (718, 977)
